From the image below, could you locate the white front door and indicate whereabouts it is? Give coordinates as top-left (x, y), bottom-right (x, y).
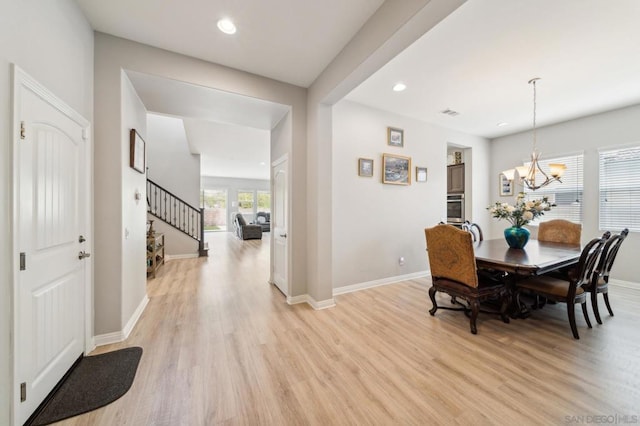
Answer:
top-left (271, 155), bottom-right (289, 296)
top-left (14, 67), bottom-right (89, 425)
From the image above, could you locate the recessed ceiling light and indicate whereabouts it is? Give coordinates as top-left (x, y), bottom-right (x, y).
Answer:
top-left (217, 18), bottom-right (237, 35)
top-left (392, 82), bottom-right (407, 92)
top-left (259, 162), bottom-right (266, 166)
top-left (497, 122), bottom-right (509, 127)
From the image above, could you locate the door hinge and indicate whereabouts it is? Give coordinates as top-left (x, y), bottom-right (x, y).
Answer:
top-left (20, 121), bottom-right (26, 140)
top-left (20, 382), bottom-right (26, 402)
top-left (20, 252), bottom-right (26, 271)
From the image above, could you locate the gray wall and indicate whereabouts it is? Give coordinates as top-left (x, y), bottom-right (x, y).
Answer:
top-left (489, 105), bottom-right (640, 283)
top-left (332, 100), bottom-right (490, 288)
top-left (0, 1), bottom-right (94, 423)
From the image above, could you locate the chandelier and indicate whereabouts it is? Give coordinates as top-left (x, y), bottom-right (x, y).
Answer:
top-left (502, 78), bottom-right (566, 191)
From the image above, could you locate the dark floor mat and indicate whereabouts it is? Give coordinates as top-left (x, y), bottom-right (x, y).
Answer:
top-left (29, 346), bottom-right (143, 426)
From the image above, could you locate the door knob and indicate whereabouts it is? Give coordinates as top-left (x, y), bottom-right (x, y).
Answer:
top-left (280, 233), bottom-right (287, 238)
top-left (78, 235), bottom-right (86, 243)
top-left (78, 251), bottom-right (91, 260)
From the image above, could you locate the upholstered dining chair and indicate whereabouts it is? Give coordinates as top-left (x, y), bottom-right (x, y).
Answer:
top-left (538, 219), bottom-right (582, 245)
top-left (515, 235), bottom-right (607, 339)
top-left (589, 228), bottom-right (629, 324)
top-left (425, 224), bottom-right (510, 334)
top-left (462, 220), bottom-right (483, 242)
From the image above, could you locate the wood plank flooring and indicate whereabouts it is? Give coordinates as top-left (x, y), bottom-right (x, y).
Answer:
top-left (58, 232), bottom-right (640, 425)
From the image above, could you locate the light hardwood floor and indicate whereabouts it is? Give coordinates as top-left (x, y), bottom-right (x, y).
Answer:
top-left (59, 232), bottom-right (640, 425)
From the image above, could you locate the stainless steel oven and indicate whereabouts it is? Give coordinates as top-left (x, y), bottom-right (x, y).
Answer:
top-left (447, 194), bottom-right (465, 223)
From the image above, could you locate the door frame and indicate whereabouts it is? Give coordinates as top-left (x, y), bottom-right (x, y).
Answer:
top-left (10, 64), bottom-right (93, 425)
top-left (270, 153), bottom-right (290, 297)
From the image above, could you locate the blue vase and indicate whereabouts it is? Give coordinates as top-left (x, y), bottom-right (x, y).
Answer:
top-left (504, 226), bottom-right (530, 249)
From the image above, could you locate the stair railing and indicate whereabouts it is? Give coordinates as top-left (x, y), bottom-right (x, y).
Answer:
top-left (146, 179), bottom-right (206, 255)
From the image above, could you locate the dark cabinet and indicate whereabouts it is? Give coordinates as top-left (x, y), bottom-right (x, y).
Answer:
top-left (447, 164), bottom-right (465, 193)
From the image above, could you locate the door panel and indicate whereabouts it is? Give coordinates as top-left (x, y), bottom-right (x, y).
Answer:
top-left (272, 157), bottom-right (288, 296)
top-left (15, 73), bottom-right (87, 425)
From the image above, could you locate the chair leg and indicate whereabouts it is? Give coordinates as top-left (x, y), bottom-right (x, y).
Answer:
top-left (428, 286), bottom-right (438, 316)
top-left (469, 300), bottom-right (479, 335)
top-left (567, 302), bottom-right (579, 339)
top-left (500, 294), bottom-right (510, 324)
top-left (591, 291), bottom-right (602, 325)
top-left (603, 291), bottom-right (614, 317)
top-left (581, 302), bottom-right (592, 328)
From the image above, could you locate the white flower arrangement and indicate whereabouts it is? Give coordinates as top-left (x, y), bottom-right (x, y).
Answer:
top-left (488, 192), bottom-right (553, 228)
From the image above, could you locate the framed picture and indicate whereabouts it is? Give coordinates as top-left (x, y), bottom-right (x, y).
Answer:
top-left (499, 173), bottom-right (513, 196)
top-left (382, 153), bottom-right (411, 185)
top-left (130, 129), bottom-right (146, 174)
top-left (358, 158), bottom-right (374, 177)
top-left (416, 166), bottom-right (427, 182)
top-left (387, 127), bottom-right (404, 147)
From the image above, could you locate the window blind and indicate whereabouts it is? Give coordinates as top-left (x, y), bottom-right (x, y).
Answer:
top-left (599, 145), bottom-right (640, 232)
top-left (523, 153), bottom-right (584, 225)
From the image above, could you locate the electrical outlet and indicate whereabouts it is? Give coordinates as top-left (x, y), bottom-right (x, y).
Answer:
top-left (399, 256), bottom-right (405, 266)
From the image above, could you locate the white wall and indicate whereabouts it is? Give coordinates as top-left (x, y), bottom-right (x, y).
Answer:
top-left (121, 72), bottom-right (148, 329)
top-left (489, 105), bottom-right (640, 283)
top-left (0, 1), bottom-right (93, 423)
top-left (146, 113), bottom-right (200, 207)
top-left (332, 100), bottom-right (490, 288)
top-left (307, 0), bottom-right (465, 303)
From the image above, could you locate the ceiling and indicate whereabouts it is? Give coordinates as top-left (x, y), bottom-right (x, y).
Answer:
top-left (78, 0), bottom-right (640, 179)
top-left (347, 0), bottom-right (640, 139)
top-left (75, 0), bottom-right (385, 87)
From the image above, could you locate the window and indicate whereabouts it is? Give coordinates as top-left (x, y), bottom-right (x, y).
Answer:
top-left (201, 189), bottom-right (227, 231)
top-left (599, 145), bottom-right (640, 232)
top-left (237, 190), bottom-right (254, 215)
top-left (257, 191), bottom-right (271, 213)
top-left (523, 153), bottom-right (584, 225)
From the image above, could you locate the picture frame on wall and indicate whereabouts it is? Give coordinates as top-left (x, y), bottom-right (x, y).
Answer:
top-left (499, 173), bottom-right (513, 196)
top-left (130, 129), bottom-right (146, 174)
top-left (387, 127), bottom-right (404, 147)
top-left (416, 166), bottom-right (427, 182)
top-left (382, 153), bottom-right (411, 185)
top-left (358, 158), bottom-right (374, 177)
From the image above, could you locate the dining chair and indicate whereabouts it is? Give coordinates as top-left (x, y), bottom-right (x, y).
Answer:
top-left (462, 220), bottom-right (484, 242)
top-left (515, 235), bottom-right (607, 339)
top-left (538, 219), bottom-right (582, 245)
top-left (589, 228), bottom-right (629, 324)
top-left (425, 224), bottom-right (510, 335)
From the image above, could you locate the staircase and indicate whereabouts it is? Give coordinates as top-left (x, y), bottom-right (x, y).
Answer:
top-left (146, 179), bottom-right (208, 257)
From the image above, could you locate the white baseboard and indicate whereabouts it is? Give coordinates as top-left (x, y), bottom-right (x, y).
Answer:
top-left (165, 253), bottom-right (199, 261)
top-left (94, 295), bottom-right (149, 347)
top-left (333, 270), bottom-right (430, 296)
top-left (609, 279), bottom-right (639, 290)
top-left (287, 294), bottom-right (336, 310)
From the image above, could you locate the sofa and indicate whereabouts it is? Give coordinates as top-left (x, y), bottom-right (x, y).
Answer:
top-left (233, 213), bottom-right (262, 240)
top-left (254, 211), bottom-right (271, 232)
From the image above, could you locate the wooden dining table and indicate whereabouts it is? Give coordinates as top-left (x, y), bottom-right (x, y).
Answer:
top-left (473, 238), bottom-right (583, 317)
top-left (474, 238), bottom-right (582, 276)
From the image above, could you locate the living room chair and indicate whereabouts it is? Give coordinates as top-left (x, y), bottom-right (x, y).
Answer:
top-left (589, 228), bottom-right (628, 324)
top-left (233, 213), bottom-right (262, 240)
top-left (515, 235), bottom-right (606, 339)
top-left (425, 224), bottom-right (510, 335)
top-left (254, 211), bottom-right (271, 232)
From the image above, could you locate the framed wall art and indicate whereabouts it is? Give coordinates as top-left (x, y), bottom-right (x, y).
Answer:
top-left (416, 166), bottom-right (427, 182)
top-left (358, 158), bottom-right (374, 177)
top-left (130, 129), bottom-right (146, 174)
top-left (499, 173), bottom-right (513, 196)
top-left (382, 153), bottom-right (411, 185)
top-left (387, 127), bottom-right (404, 147)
